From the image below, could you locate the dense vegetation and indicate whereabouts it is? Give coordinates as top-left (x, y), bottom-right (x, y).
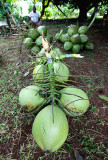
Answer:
top-left (0, 0), bottom-right (108, 28)
top-left (52, 0), bottom-right (108, 20)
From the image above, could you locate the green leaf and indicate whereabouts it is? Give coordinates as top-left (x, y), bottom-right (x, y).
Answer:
top-left (66, 143), bottom-right (72, 150)
top-left (4, 2), bottom-right (10, 8)
top-left (0, 9), bottom-right (7, 15)
top-left (98, 95), bottom-right (108, 102)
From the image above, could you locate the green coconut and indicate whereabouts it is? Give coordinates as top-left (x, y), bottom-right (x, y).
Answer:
top-left (33, 64), bottom-right (47, 82)
top-left (37, 25), bottom-right (47, 36)
top-left (59, 87), bottom-right (90, 116)
top-left (67, 24), bottom-right (78, 36)
top-left (50, 48), bottom-right (63, 59)
top-left (70, 34), bottom-right (81, 44)
top-left (19, 85), bottom-right (45, 111)
top-left (78, 26), bottom-right (88, 34)
top-left (60, 33), bottom-right (70, 43)
top-left (64, 42), bottom-right (73, 51)
top-left (31, 45), bottom-right (40, 55)
top-left (85, 41), bottom-right (94, 50)
top-left (53, 61), bottom-right (70, 83)
top-left (32, 105), bottom-right (69, 152)
top-left (46, 35), bottom-right (53, 43)
top-left (23, 37), bottom-right (34, 48)
top-left (80, 34), bottom-right (88, 44)
top-left (54, 48), bottom-right (63, 55)
top-left (28, 28), bottom-right (40, 40)
top-left (35, 36), bottom-right (42, 46)
top-left (33, 61), bottom-right (69, 83)
top-left (72, 44), bottom-right (81, 53)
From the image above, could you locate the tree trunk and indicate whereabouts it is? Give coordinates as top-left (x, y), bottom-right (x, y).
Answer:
top-left (78, 6), bottom-right (88, 22)
top-left (6, 12), bottom-right (11, 28)
top-left (40, 0), bottom-right (51, 18)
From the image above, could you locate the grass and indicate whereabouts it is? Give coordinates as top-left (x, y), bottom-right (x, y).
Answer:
top-left (0, 24), bottom-right (108, 160)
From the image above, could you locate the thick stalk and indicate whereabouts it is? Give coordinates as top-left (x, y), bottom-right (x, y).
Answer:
top-left (88, 13), bottom-right (97, 29)
top-left (46, 52), bottom-right (56, 104)
top-left (42, 36), bottom-right (56, 122)
top-left (6, 12), bottom-right (11, 28)
top-left (46, 54), bottom-right (56, 123)
top-left (56, 54), bottom-right (84, 60)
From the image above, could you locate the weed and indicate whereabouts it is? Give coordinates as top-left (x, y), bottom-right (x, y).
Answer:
top-left (89, 105), bottom-right (98, 112)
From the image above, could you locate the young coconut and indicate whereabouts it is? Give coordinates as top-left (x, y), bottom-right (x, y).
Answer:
top-left (78, 26), bottom-right (88, 34)
top-left (35, 36), bottom-right (42, 46)
top-left (23, 37), bottom-right (34, 48)
top-left (37, 26), bottom-right (47, 36)
top-left (33, 60), bottom-right (69, 83)
top-left (33, 64), bottom-right (47, 82)
top-left (53, 61), bottom-right (70, 83)
top-left (59, 87), bottom-right (90, 116)
top-left (31, 45), bottom-right (40, 55)
top-left (70, 34), bottom-right (81, 44)
top-left (60, 33), bottom-right (70, 43)
top-left (28, 28), bottom-right (40, 40)
top-left (67, 24), bottom-right (79, 36)
top-left (64, 42), bottom-right (73, 51)
top-left (80, 34), bottom-right (88, 44)
top-left (78, 13), bottom-right (97, 34)
top-left (72, 44), bottom-right (81, 53)
top-left (46, 35), bottom-right (53, 43)
top-left (85, 41), bottom-right (94, 50)
top-left (19, 85), bottom-right (45, 111)
top-left (50, 48), bottom-right (63, 59)
top-left (32, 105), bottom-right (69, 152)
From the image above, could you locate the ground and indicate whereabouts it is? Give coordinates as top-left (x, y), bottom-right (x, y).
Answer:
top-left (0, 22), bottom-right (108, 160)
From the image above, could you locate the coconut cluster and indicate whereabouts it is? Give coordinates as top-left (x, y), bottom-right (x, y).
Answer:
top-left (23, 26), bottom-right (53, 55)
top-left (20, 25), bottom-right (90, 116)
top-left (55, 24), bottom-right (94, 53)
top-left (18, 25), bottom-right (90, 152)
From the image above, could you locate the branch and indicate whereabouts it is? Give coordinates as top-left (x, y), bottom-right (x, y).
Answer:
top-left (55, 5), bottom-right (68, 18)
top-left (40, 0), bottom-right (51, 18)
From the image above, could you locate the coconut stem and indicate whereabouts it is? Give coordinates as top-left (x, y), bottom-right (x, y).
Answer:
top-left (42, 35), bottom-right (56, 106)
top-left (46, 53), bottom-right (56, 103)
top-left (56, 54), bottom-right (84, 60)
top-left (88, 13), bottom-right (96, 29)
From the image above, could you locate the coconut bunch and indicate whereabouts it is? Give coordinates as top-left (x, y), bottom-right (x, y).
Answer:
top-left (23, 26), bottom-right (53, 55)
top-left (18, 35), bottom-right (90, 153)
top-left (55, 24), bottom-right (94, 53)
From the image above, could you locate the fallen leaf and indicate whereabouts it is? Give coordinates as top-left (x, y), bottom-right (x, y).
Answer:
top-left (98, 95), bottom-right (108, 102)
